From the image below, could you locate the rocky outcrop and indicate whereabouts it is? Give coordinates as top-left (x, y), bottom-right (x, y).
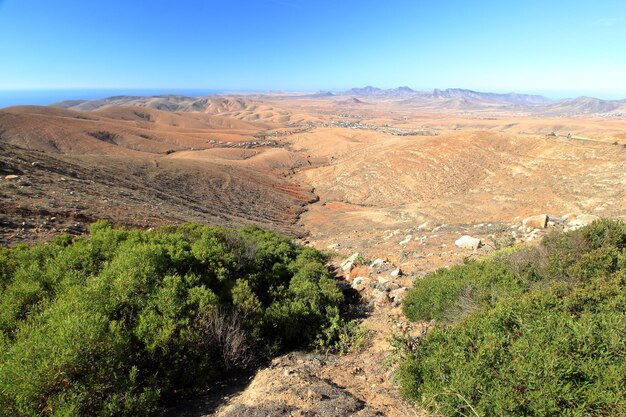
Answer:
top-left (454, 235), bottom-right (482, 250)
top-left (522, 214), bottom-right (548, 231)
top-left (567, 214), bottom-right (599, 231)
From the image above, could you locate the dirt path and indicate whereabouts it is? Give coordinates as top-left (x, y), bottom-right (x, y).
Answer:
top-left (167, 299), bottom-right (424, 417)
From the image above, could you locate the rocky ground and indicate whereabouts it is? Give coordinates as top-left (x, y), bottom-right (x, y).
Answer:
top-left (0, 141), bottom-right (315, 245)
top-left (163, 210), bottom-right (600, 417)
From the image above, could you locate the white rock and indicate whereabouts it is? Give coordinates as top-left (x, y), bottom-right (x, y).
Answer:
top-left (389, 287), bottom-right (409, 303)
top-left (370, 258), bottom-right (385, 268)
top-left (455, 235), bottom-right (482, 250)
top-left (399, 235), bottom-right (412, 245)
top-left (567, 214), bottom-right (599, 230)
top-left (390, 268), bottom-right (402, 277)
top-left (340, 253), bottom-right (360, 272)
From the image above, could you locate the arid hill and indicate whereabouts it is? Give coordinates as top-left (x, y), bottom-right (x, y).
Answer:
top-left (0, 103), bottom-right (318, 245)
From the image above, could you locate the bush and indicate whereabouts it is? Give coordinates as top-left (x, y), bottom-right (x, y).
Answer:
top-left (403, 260), bottom-right (524, 323)
top-left (397, 219), bottom-right (626, 416)
top-left (0, 223), bottom-right (346, 416)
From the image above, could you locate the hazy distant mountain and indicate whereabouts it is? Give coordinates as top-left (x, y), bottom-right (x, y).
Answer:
top-left (339, 86), bottom-right (626, 115)
top-left (343, 86), bottom-right (553, 105)
top-left (346, 86), bottom-right (384, 96)
top-left (344, 86), bottom-right (416, 97)
top-left (542, 96), bottom-right (623, 116)
top-left (54, 95), bottom-right (253, 114)
top-left (52, 88), bottom-right (626, 117)
top-left (432, 88), bottom-right (553, 105)
top-left (54, 95), bottom-right (195, 112)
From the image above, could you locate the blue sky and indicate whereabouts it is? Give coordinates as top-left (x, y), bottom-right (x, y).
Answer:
top-left (0, 0), bottom-right (625, 98)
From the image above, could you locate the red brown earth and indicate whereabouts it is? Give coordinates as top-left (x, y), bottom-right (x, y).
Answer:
top-left (1, 93), bottom-right (625, 415)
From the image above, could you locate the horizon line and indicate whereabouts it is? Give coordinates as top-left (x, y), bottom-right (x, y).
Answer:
top-left (0, 86), bottom-right (625, 101)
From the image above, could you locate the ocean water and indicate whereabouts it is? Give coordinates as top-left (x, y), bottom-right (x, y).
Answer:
top-left (0, 89), bottom-right (223, 109)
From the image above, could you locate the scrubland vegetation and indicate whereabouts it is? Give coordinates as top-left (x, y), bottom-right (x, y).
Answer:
top-left (398, 219), bottom-right (626, 416)
top-left (0, 222), bottom-right (346, 416)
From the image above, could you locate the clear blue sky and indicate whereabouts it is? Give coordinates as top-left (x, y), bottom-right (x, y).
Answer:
top-left (1, 0), bottom-right (625, 98)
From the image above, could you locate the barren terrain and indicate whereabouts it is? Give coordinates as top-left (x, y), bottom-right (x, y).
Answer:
top-left (1, 89), bottom-right (625, 415)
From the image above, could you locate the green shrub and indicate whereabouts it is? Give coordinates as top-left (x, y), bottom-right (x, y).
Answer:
top-left (403, 260), bottom-right (524, 323)
top-left (0, 223), bottom-right (345, 416)
top-left (397, 219), bottom-right (626, 416)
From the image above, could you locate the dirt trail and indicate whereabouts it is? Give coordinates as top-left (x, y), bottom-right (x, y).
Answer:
top-left (168, 284), bottom-right (427, 417)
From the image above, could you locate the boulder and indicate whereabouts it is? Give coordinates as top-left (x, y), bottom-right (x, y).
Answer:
top-left (522, 214), bottom-right (548, 230)
top-left (455, 235), bottom-right (482, 250)
top-left (340, 253), bottom-right (359, 272)
top-left (567, 214), bottom-right (599, 231)
top-left (390, 267), bottom-right (402, 277)
top-left (4, 175), bottom-right (19, 180)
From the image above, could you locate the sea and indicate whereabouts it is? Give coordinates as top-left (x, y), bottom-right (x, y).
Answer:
top-left (0, 89), bottom-right (223, 109)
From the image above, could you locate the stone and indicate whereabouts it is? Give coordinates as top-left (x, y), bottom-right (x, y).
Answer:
top-left (370, 258), bottom-right (385, 268)
top-left (340, 252), bottom-right (359, 272)
top-left (351, 277), bottom-right (369, 291)
top-left (375, 276), bottom-right (391, 291)
top-left (390, 287), bottom-right (409, 306)
top-left (567, 214), bottom-right (599, 230)
top-left (390, 267), bottom-right (402, 277)
top-left (372, 290), bottom-right (390, 307)
top-left (399, 235), bottom-right (412, 245)
top-left (455, 235), bottom-right (482, 250)
top-left (305, 388), bottom-right (322, 402)
top-left (522, 214), bottom-right (548, 230)
top-left (352, 277), bottom-right (367, 286)
top-left (4, 175), bottom-right (19, 180)
top-left (377, 276), bottom-right (390, 285)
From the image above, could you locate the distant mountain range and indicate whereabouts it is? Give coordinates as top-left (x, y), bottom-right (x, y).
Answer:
top-left (49, 87), bottom-right (626, 117)
top-left (340, 86), bottom-right (626, 115)
top-left (345, 86), bottom-right (553, 104)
